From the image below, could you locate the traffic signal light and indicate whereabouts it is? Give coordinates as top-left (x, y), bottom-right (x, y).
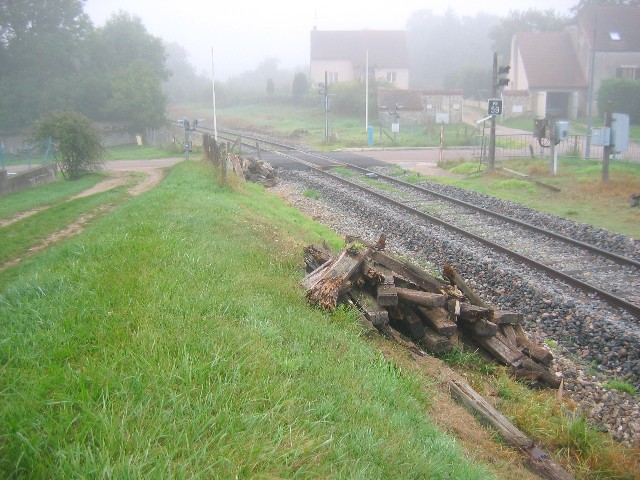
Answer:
top-left (497, 65), bottom-right (510, 89)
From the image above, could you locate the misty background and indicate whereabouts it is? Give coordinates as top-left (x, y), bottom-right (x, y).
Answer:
top-left (0, 0), bottom-right (583, 134)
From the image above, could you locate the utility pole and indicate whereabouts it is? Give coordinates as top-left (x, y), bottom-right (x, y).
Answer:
top-left (488, 52), bottom-right (497, 171)
top-left (324, 70), bottom-right (329, 144)
top-left (602, 101), bottom-right (612, 183)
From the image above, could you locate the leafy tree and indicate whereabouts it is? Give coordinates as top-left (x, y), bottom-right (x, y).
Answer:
top-left (571, 0), bottom-right (640, 14)
top-left (163, 42), bottom-right (212, 104)
top-left (292, 72), bottom-right (309, 99)
top-left (266, 78), bottom-right (275, 96)
top-left (444, 66), bottom-right (493, 99)
top-left (489, 9), bottom-right (569, 63)
top-left (0, 0), bottom-right (92, 131)
top-left (407, 9), bottom-right (498, 88)
top-left (598, 79), bottom-right (640, 123)
top-left (92, 12), bottom-right (169, 130)
top-left (32, 111), bottom-right (105, 179)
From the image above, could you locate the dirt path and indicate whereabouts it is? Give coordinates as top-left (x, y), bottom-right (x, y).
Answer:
top-left (1, 158), bottom-right (183, 271)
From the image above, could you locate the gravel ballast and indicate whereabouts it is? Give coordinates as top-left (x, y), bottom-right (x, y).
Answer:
top-left (269, 168), bottom-right (640, 448)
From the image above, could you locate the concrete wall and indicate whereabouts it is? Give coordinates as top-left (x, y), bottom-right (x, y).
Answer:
top-left (0, 163), bottom-right (58, 196)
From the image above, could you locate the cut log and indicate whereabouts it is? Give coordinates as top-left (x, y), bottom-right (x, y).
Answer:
top-left (396, 288), bottom-right (447, 308)
top-left (449, 380), bottom-right (574, 480)
top-left (458, 303), bottom-right (494, 323)
top-left (419, 326), bottom-right (455, 354)
top-left (416, 306), bottom-right (457, 338)
top-left (442, 263), bottom-right (489, 308)
top-left (492, 310), bottom-right (525, 325)
top-left (348, 289), bottom-right (389, 327)
top-left (304, 248), bottom-right (369, 310)
top-left (371, 251), bottom-right (444, 293)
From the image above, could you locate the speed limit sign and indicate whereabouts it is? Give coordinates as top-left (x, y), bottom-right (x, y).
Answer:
top-left (488, 99), bottom-right (503, 116)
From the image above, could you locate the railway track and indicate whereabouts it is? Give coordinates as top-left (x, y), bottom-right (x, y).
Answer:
top-left (207, 127), bottom-right (640, 320)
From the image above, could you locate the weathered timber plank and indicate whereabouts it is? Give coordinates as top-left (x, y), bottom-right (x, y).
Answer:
top-left (305, 249), bottom-right (369, 310)
top-left (515, 357), bottom-right (561, 389)
top-left (388, 306), bottom-right (425, 340)
top-left (377, 283), bottom-right (399, 307)
top-left (459, 318), bottom-right (499, 337)
top-left (458, 303), bottom-right (494, 323)
top-left (416, 306), bottom-right (457, 338)
top-left (300, 260), bottom-right (332, 291)
top-left (500, 324), bottom-right (519, 350)
top-left (442, 263), bottom-right (489, 308)
top-left (473, 334), bottom-right (525, 366)
top-left (396, 288), bottom-right (447, 308)
top-left (493, 310), bottom-right (525, 325)
top-left (303, 244), bottom-right (336, 271)
top-left (349, 289), bottom-right (389, 327)
top-left (514, 324), bottom-right (554, 367)
top-left (374, 263), bottom-right (398, 306)
top-left (419, 325), bottom-right (455, 354)
top-left (371, 251), bottom-right (444, 293)
top-left (449, 380), bottom-right (574, 480)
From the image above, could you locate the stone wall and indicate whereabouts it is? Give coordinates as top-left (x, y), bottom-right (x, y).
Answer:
top-left (0, 163), bottom-right (58, 196)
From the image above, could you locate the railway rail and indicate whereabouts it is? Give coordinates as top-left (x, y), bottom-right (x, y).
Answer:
top-left (205, 126), bottom-right (640, 320)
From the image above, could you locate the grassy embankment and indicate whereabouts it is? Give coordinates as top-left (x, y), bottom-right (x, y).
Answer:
top-left (1, 160), bottom-right (496, 478)
top-left (2, 151), bottom-right (638, 478)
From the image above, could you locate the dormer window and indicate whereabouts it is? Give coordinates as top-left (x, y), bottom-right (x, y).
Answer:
top-left (609, 32), bottom-right (621, 41)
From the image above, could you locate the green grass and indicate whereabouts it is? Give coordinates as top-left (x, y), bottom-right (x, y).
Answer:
top-left (105, 144), bottom-right (181, 160)
top-left (0, 185), bottom-right (129, 265)
top-left (0, 174), bottom-right (107, 221)
top-left (603, 379), bottom-right (638, 396)
top-left (213, 104), bottom-right (477, 150)
top-left (303, 189), bottom-right (320, 200)
top-left (436, 158), bottom-right (640, 239)
top-left (0, 161), bottom-right (493, 479)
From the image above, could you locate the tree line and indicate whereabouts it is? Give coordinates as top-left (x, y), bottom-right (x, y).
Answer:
top-left (0, 0), bottom-right (167, 133)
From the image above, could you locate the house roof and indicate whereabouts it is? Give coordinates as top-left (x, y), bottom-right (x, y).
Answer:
top-left (377, 88), bottom-right (463, 111)
top-left (578, 6), bottom-right (640, 52)
top-left (310, 30), bottom-right (409, 68)
top-left (514, 31), bottom-right (587, 89)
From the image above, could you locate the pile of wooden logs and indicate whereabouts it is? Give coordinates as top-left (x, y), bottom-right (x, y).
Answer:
top-left (301, 236), bottom-right (560, 389)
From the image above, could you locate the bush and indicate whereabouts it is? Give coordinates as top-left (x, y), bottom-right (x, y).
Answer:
top-left (32, 111), bottom-right (105, 179)
top-left (598, 79), bottom-right (640, 124)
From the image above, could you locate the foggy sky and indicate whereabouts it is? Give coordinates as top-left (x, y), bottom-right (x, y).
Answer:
top-left (83, 0), bottom-right (576, 80)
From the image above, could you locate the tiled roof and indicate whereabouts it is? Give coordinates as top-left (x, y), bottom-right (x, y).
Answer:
top-left (578, 6), bottom-right (640, 52)
top-left (310, 30), bottom-right (409, 68)
top-left (514, 31), bottom-right (587, 89)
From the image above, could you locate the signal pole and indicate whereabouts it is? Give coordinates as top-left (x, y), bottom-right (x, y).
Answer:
top-left (489, 52), bottom-right (497, 171)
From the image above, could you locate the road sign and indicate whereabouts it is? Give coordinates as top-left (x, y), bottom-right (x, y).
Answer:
top-left (488, 99), bottom-right (503, 116)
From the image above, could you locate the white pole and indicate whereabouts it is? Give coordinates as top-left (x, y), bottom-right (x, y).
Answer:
top-left (211, 47), bottom-right (218, 141)
top-left (365, 49), bottom-right (369, 133)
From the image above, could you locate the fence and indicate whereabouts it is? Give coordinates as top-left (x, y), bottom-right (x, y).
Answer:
top-left (1, 137), bottom-right (53, 174)
top-left (473, 133), bottom-right (640, 163)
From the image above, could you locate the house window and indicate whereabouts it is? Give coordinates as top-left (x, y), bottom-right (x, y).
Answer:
top-left (609, 32), bottom-right (621, 41)
top-left (328, 72), bottom-right (339, 84)
top-left (616, 66), bottom-right (640, 80)
top-left (386, 71), bottom-right (397, 83)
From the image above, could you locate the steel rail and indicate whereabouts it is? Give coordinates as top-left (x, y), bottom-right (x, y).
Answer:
top-left (203, 126), bottom-right (640, 317)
